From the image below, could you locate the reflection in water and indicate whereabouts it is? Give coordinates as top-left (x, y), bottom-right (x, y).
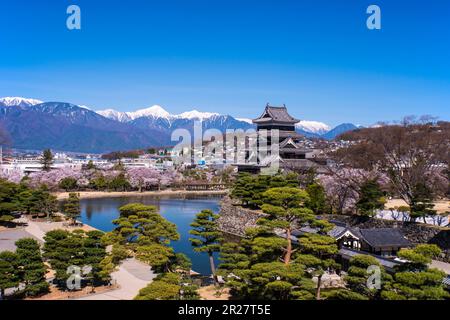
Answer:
top-left (85, 203), bottom-right (94, 220)
top-left (77, 195), bottom-right (222, 275)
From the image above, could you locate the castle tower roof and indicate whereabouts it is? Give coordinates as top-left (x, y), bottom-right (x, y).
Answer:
top-left (253, 104), bottom-right (300, 124)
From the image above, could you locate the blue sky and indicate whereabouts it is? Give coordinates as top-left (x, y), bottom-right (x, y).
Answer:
top-left (0, 0), bottom-right (449, 126)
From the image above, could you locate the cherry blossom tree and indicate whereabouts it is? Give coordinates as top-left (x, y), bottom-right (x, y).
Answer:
top-left (0, 170), bottom-right (24, 184)
top-left (28, 167), bottom-right (84, 190)
top-left (126, 167), bottom-right (162, 192)
top-left (319, 168), bottom-right (387, 215)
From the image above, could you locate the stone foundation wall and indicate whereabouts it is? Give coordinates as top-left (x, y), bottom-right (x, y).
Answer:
top-left (218, 196), bottom-right (265, 236)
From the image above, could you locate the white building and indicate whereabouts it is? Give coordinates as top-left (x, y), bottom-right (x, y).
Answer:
top-left (0, 157), bottom-right (83, 175)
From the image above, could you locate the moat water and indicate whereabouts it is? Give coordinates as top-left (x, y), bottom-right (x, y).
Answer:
top-left (79, 195), bottom-right (222, 275)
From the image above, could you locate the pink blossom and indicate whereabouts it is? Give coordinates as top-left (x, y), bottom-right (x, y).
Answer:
top-left (28, 167), bottom-right (83, 190)
top-left (318, 168), bottom-right (387, 214)
top-left (0, 169), bottom-right (24, 184)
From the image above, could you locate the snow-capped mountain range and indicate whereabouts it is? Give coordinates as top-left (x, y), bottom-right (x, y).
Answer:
top-left (97, 106), bottom-right (220, 123)
top-left (0, 97), bottom-right (43, 108)
top-left (0, 97), bottom-right (332, 134)
top-left (0, 97), bottom-right (358, 153)
top-left (97, 106), bottom-right (331, 134)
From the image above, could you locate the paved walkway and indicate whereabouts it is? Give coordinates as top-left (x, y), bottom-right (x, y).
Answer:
top-left (76, 258), bottom-right (156, 300)
top-left (23, 219), bottom-right (157, 300)
top-left (430, 260), bottom-right (450, 275)
top-left (1, 219), bottom-right (156, 300)
top-left (25, 220), bottom-right (46, 242)
top-left (0, 228), bottom-right (38, 251)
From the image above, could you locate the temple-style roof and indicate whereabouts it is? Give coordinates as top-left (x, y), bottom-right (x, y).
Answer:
top-left (279, 137), bottom-right (299, 149)
top-left (359, 228), bottom-right (412, 249)
top-left (253, 104), bottom-right (300, 124)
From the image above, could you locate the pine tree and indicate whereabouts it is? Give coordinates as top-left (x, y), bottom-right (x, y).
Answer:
top-left (59, 177), bottom-right (78, 192)
top-left (305, 183), bottom-right (328, 214)
top-left (83, 230), bottom-right (108, 289)
top-left (410, 183), bottom-right (437, 223)
top-left (43, 230), bottom-right (85, 284)
top-left (114, 203), bottom-right (179, 246)
top-left (344, 254), bottom-right (392, 300)
top-left (109, 203), bottom-right (180, 271)
top-left (0, 179), bottom-right (25, 224)
top-left (220, 186), bottom-right (340, 300)
top-left (259, 187), bottom-right (314, 265)
top-left (43, 230), bottom-right (109, 289)
top-left (189, 209), bottom-right (222, 280)
top-left (356, 179), bottom-right (385, 217)
top-left (63, 192), bottom-right (81, 225)
top-left (382, 244), bottom-right (449, 300)
top-left (86, 160), bottom-right (96, 170)
top-left (40, 149), bottom-right (53, 171)
top-left (15, 238), bottom-right (49, 297)
top-left (0, 251), bottom-right (19, 300)
top-left (231, 173), bottom-right (299, 208)
top-left (296, 233), bottom-right (339, 300)
top-left (28, 187), bottom-right (58, 219)
top-left (218, 228), bottom-right (316, 300)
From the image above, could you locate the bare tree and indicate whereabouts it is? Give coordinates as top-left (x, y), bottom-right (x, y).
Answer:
top-left (331, 122), bottom-right (450, 215)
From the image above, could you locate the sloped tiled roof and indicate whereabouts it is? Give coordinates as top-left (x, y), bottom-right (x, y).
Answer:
top-left (279, 137), bottom-right (299, 149)
top-left (339, 248), bottom-right (401, 270)
top-left (253, 104), bottom-right (300, 124)
top-left (359, 228), bottom-right (412, 248)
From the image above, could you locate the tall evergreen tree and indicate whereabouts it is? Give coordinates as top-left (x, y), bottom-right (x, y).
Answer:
top-left (40, 149), bottom-right (54, 171)
top-left (344, 254), bottom-right (392, 300)
top-left (305, 183), bottom-right (328, 214)
top-left (381, 244), bottom-right (449, 300)
top-left (410, 183), bottom-right (437, 223)
top-left (113, 203), bottom-right (179, 246)
top-left (218, 229), bottom-right (315, 300)
top-left (108, 203), bottom-right (180, 271)
top-left (86, 160), bottom-right (96, 170)
top-left (0, 179), bottom-right (23, 224)
top-left (0, 251), bottom-right (19, 300)
top-left (43, 230), bottom-right (85, 284)
top-left (63, 192), bottom-right (81, 225)
top-left (43, 230), bottom-right (109, 288)
top-left (189, 209), bottom-right (222, 280)
top-left (28, 187), bottom-right (58, 219)
top-left (259, 187), bottom-right (314, 264)
top-left (15, 238), bottom-right (49, 297)
top-left (356, 179), bottom-right (385, 217)
top-left (231, 173), bottom-right (299, 208)
top-left (296, 232), bottom-right (338, 300)
top-left (83, 230), bottom-right (108, 289)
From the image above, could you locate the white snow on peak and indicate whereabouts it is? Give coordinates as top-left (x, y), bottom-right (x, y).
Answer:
top-left (130, 105), bottom-right (171, 120)
top-left (296, 120), bottom-right (331, 134)
top-left (97, 109), bottom-right (131, 122)
top-left (97, 106), bottom-right (220, 122)
top-left (175, 110), bottom-right (219, 120)
top-left (236, 118), bottom-right (253, 124)
top-left (0, 97), bottom-right (43, 107)
top-left (98, 105), bottom-right (171, 122)
top-left (96, 105), bottom-right (330, 134)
